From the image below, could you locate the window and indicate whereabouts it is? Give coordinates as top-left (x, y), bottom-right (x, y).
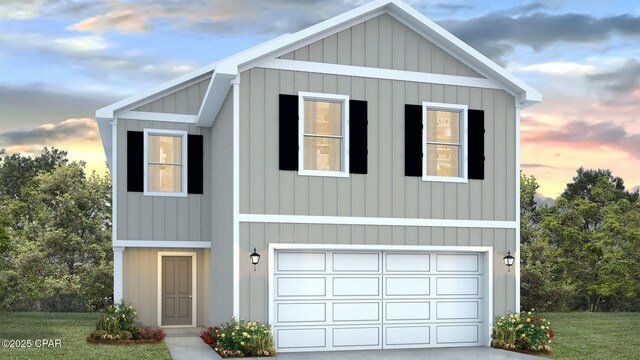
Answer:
top-left (423, 102), bottom-right (468, 182)
top-left (299, 92), bottom-right (350, 177)
top-left (144, 129), bottom-right (188, 196)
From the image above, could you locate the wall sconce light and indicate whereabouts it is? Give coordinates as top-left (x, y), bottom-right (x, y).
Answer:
top-left (250, 248), bottom-right (261, 271)
top-left (503, 251), bottom-right (515, 272)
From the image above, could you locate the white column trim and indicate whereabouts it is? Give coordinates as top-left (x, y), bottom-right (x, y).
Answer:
top-left (515, 101), bottom-right (522, 314)
top-left (239, 213), bottom-right (516, 229)
top-left (232, 76), bottom-right (241, 318)
top-left (118, 111), bottom-right (197, 123)
top-left (259, 59), bottom-right (503, 90)
top-left (113, 246), bottom-right (124, 303)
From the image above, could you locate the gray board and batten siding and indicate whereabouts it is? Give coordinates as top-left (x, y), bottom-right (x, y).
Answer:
top-left (279, 14), bottom-right (485, 78)
top-left (209, 91), bottom-right (236, 325)
top-left (116, 119), bottom-right (212, 242)
top-left (133, 77), bottom-right (210, 115)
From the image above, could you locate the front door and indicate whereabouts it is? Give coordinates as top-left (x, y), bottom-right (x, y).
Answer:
top-left (162, 256), bottom-right (192, 326)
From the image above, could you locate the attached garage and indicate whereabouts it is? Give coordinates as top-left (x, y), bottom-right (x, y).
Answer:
top-left (268, 245), bottom-right (493, 352)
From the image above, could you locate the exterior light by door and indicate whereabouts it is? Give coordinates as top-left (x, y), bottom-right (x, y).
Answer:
top-left (250, 248), bottom-right (261, 271)
top-left (503, 251), bottom-right (515, 272)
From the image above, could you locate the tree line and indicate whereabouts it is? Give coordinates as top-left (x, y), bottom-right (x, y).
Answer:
top-left (521, 168), bottom-right (640, 312)
top-left (0, 148), bottom-right (637, 312)
top-left (0, 148), bottom-right (112, 311)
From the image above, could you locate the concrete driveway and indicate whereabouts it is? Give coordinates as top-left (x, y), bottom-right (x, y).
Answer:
top-left (276, 347), bottom-right (539, 360)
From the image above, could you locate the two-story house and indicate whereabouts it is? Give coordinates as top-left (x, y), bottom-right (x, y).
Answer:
top-left (96, 0), bottom-right (541, 352)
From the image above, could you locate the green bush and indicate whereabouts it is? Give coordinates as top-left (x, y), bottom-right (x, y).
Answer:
top-left (96, 315), bottom-right (120, 335)
top-left (491, 309), bottom-right (553, 352)
top-left (106, 300), bottom-right (138, 331)
top-left (212, 317), bottom-right (275, 357)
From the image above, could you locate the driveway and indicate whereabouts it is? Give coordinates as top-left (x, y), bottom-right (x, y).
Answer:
top-left (276, 347), bottom-right (539, 360)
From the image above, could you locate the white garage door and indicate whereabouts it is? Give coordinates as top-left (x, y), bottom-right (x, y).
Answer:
top-left (271, 250), bottom-right (488, 352)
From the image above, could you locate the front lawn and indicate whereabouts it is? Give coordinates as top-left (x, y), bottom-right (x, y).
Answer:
top-left (540, 312), bottom-right (640, 360)
top-left (0, 312), bottom-right (171, 360)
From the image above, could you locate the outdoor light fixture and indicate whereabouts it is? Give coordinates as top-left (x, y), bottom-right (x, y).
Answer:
top-left (250, 248), bottom-right (261, 271)
top-left (503, 251), bottom-right (515, 272)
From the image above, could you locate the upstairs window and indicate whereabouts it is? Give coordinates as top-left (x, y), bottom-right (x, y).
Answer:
top-left (298, 92), bottom-right (350, 177)
top-left (144, 129), bottom-right (188, 196)
top-left (422, 103), bottom-right (467, 182)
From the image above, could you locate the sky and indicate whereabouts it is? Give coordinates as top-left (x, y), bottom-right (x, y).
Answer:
top-left (0, 0), bottom-right (639, 198)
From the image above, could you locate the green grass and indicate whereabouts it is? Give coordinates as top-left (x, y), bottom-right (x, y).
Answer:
top-left (539, 312), bottom-right (640, 360)
top-left (0, 312), bottom-right (171, 360)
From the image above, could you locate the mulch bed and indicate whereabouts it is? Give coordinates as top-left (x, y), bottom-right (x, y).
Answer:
top-left (86, 337), bottom-right (164, 345)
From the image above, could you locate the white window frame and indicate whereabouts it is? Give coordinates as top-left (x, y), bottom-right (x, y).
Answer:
top-left (298, 91), bottom-right (350, 178)
top-left (422, 102), bottom-right (468, 183)
top-left (143, 128), bottom-right (188, 197)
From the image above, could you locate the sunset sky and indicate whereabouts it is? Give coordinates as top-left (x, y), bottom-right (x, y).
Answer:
top-left (1, 0), bottom-right (638, 198)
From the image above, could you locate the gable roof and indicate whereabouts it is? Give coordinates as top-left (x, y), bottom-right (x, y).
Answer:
top-left (97, 0), bottom-right (541, 168)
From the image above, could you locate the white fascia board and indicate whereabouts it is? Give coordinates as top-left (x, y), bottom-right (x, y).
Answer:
top-left (196, 71), bottom-right (236, 127)
top-left (114, 240), bottom-right (212, 248)
top-left (386, 0), bottom-right (542, 105)
top-left (96, 117), bottom-right (113, 171)
top-left (119, 111), bottom-right (197, 123)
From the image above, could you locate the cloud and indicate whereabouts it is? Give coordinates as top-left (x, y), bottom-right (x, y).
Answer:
top-left (587, 59), bottom-right (640, 93)
top-left (0, 118), bottom-right (100, 146)
top-left (522, 163), bottom-right (557, 169)
top-left (434, 3), bottom-right (474, 12)
top-left (521, 121), bottom-right (640, 160)
top-left (0, 0), bottom-right (44, 20)
top-left (443, 12), bottom-right (640, 63)
top-left (513, 62), bottom-right (597, 75)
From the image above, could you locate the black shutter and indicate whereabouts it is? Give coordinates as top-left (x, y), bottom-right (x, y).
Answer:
top-left (279, 94), bottom-right (299, 171)
top-left (349, 99), bottom-right (368, 174)
top-left (468, 109), bottom-right (485, 180)
top-left (127, 131), bottom-right (144, 192)
top-left (188, 134), bottom-right (204, 194)
top-left (405, 104), bottom-right (423, 177)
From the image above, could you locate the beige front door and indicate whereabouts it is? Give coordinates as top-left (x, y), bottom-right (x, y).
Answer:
top-left (162, 256), bottom-right (192, 326)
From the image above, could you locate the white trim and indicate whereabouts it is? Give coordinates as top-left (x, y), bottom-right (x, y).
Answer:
top-left (298, 91), bottom-right (350, 177)
top-left (422, 102), bottom-right (468, 183)
top-left (119, 111), bottom-right (197, 123)
top-left (515, 102), bottom-right (522, 314)
top-left (261, 59), bottom-right (503, 90)
top-left (232, 77), bottom-right (241, 318)
top-left (113, 240), bottom-right (211, 248)
top-left (157, 251), bottom-right (197, 328)
top-left (239, 213), bottom-right (516, 229)
top-left (113, 246), bottom-right (124, 303)
top-left (268, 243), bottom-right (494, 347)
top-left (143, 129), bottom-right (188, 197)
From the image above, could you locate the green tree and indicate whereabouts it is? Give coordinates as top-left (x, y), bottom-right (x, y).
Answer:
top-left (0, 147), bottom-right (68, 200)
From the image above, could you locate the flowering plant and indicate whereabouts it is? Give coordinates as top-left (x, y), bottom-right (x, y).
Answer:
top-left (491, 309), bottom-right (553, 352)
top-left (201, 317), bottom-right (275, 357)
top-left (106, 300), bottom-right (138, 331)
top-left (137, 326), bottom-right (166, 341)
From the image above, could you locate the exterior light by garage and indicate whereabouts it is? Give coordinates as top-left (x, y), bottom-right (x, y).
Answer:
top-left (504, 251), bottom-right (515, 271)
top-left (250, 248), bottom-right (261, 271)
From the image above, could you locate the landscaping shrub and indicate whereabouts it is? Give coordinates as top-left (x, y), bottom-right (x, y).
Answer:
top-left (201, 317), bottom-right (275, 357)
top-left (137, 327), bottom-right (167, 341)
top-left (491, 309), bottom-right (553, 353)
top-left (106, 300), bottom-right (138, 331)
top-left (96, 314), bottom-right (120, 334)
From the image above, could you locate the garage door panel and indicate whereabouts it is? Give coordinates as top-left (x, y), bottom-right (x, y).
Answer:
top-left (385, 277), bottom-right (430, 296)
top-left (277, 328), bottom-right (326, 349)
top-left (277, 277), bottom-right (326, 297)
top-left (436, 325), bottom-right (479, 344)
top-left (333, 302), bottom-right (380, 322)
top-left (277, 303), bottom-right (326, 323)
top-left (436, 254), bottom-right (479, 272)
top-left (332, 327), bottom-right (380, 348)
top-left (436, 301), bottom-right (479, 320)
top-left (333, 253), bottom-right (380, 272)
top-left (385, 253), bottom-right (430, 272)
top-left (384, 325), bottom-right (430, 347)
top-left (435, 277), bottom-right (479, 296)
top-left (333, 277), bottom-right (380, 297)
top-left (384, 301), bottom-right (430, 321)
top-left (277, 252), bottom-right (326, 272)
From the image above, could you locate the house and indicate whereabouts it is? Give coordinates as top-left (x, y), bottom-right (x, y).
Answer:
top-left (96, 0), bottom-right (541, 352)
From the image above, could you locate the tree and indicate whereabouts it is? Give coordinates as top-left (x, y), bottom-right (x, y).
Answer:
top-left (0, 148), bottom-right (68, 200)
top-left (0, 160), bottom-right (112, 311)
top-left (562, 167), bottom-right (638, 204)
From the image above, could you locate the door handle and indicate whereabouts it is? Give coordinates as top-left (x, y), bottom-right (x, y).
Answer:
top-left (189, 295), bottom-right (192, 299)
